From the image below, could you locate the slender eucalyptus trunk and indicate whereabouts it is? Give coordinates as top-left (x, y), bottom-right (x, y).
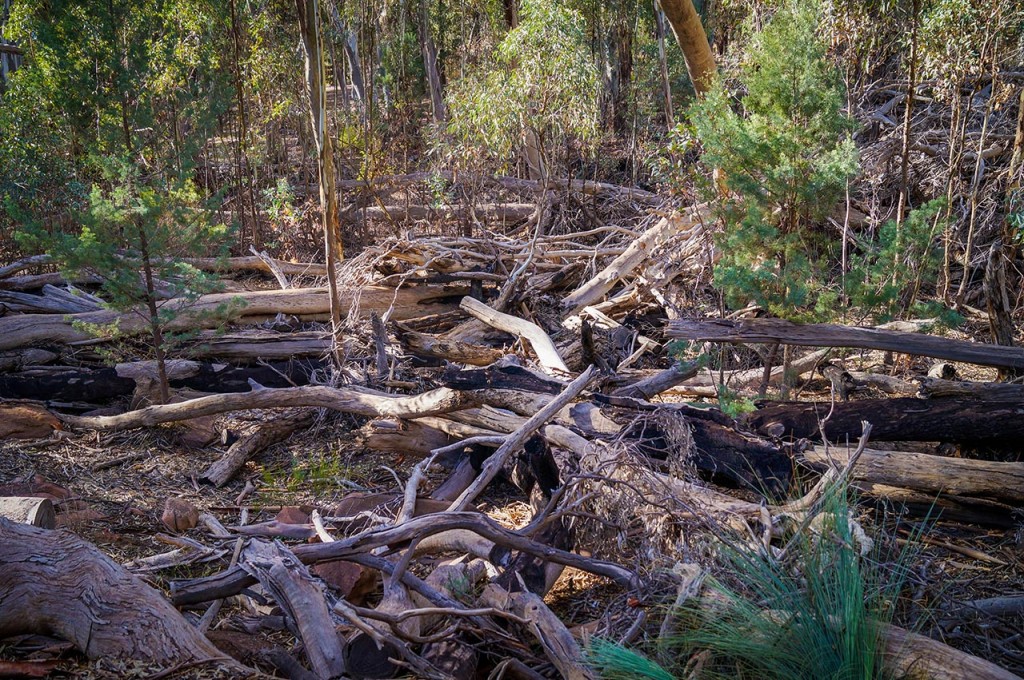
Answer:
top-left (296, 0), bottom-right (344, 362)
top-left (654, 1), bottom-right (674, 128)
top-left (417, 0), bottom-right (446, 123)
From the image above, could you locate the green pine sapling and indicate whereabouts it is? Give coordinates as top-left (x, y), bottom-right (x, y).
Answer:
top-left (18, 156), bottom-right (234, 404)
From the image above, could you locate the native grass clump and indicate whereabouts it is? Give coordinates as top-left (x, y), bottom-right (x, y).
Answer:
top-left (588, 482), bottom-right (923, 680)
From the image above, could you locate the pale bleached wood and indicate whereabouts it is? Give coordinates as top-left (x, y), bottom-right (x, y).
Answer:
top-left (239, 539), bottom-right (347, 678)
top-left (563, 210), bottom-right (706, 312)
top-left (459, 296), bottom-right (569, 375)
top-left (0, 285), bottom-right (466, 351)
top-left (58, 384), bottom-right (474, 432)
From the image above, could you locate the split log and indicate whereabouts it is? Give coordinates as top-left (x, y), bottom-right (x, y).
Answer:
top-left (667, 317), bottom-right (1024, 370)
top-left (187, 330), bottom-right (331, 360)
top-left (0, 271), bottom-right (101, 291)
top-left (563, 210), bottom-right (706, 312)
top-left (397, 329), bottom-right (505, 366)
top-left (0, 285), bottom-right (467, 351)
top-left (800, 445), bottom-right (1024, 505)
top-left (459, 296), bottom-right (569, 376)
top-left (746, 398), bottom-right (1024, 443)
top-left (0, 288), bottom-right (102, 314)
top-left (201, 411), bottom-right (316, 487)
top-left (0, 497), bottom-right (56, 528)
top-left (57, 384), bottom-right (474, 432)
top-left (0, 519), bottom-right (242, 669)
top-left (0, 348), bottom-right (59, 372)
top-left (239, 539), bottom-right (347, 678)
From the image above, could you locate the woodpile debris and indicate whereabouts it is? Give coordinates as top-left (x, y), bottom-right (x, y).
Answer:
top-left (2, 187), bottom-right (1023, 679)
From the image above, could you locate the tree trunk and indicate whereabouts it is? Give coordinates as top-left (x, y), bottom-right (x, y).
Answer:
top-left (658, 0), bottom-right (716, 96)
top-left (666, 317), bottom-right (1024, 371)
top-left (417, 0), bottom-right (446, 123)
top-left (296, 0), bottom-right (345, 363)
top-left (654, 1), bottom-right (674, 127)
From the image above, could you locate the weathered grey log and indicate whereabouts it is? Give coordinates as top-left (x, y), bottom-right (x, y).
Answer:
top-left (611, 359), bottom-right (701, 399)
top-left (800, 445), bottom-right (1024, 505)
top-left (666, 317), bottom-right (1024, 370)
top-left (201, 411), bottom-right (316, 487)
top-left (479, 583), bottom-right (594, 680)
top-left (57, 384), bottom-right (474, 432)
top-left (0, 285), bottom-right (467, 351)
top-left (187, 330), bottom-right (331, 360)
top-left (746, 398), bottom-right (1024, 443)
top-left (0, 288), bottom-right (101, 314)
top-left (0, 519), bottom-right (243, 669)
top-left (239, 539), bottom-right (346, 678)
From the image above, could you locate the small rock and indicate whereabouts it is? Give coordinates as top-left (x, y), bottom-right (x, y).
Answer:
top-left (161, 497), bottom-right (199, 533)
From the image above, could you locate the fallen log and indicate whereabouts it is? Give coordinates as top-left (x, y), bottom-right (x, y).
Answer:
top-left (611, 359), bottom-right (701, 399)
top-left (666, 317), bottom-right (1024, 370)
top-left (57, 384), bottom-right (474, 432)
top-left (0, 497), bottom-right (56, 528)
top-left (746, 397), bottom-right (1024, 443)
top-left (0, 285), bottom-right (467, 351)
top-left (460, 296), bottom-right (569, 376)
top-left (200, 411), bottom-right (316, 487)
top-left (397, 329), bottom-right (505, 366)
top-left (881, 623), bottom-right (1022, 680)
top-left (0, 360), bottom-right (322, 402)
top-left (480, 583), bottom-right (594, 680)
top-left (0, 519), bottom-right (243, 670)
top-left (239, 539), bottom-right (347, 678)
top-left (800, 445), bottom-right (1024, 505)
top-left (563, 210), bottom-right (707, 312)
top-left (0, 288), bottom-right (102, 314)
top-left (187, 330), bottom-right (331, 360)
top-left (917, 377), bottom-right (1024, 401)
